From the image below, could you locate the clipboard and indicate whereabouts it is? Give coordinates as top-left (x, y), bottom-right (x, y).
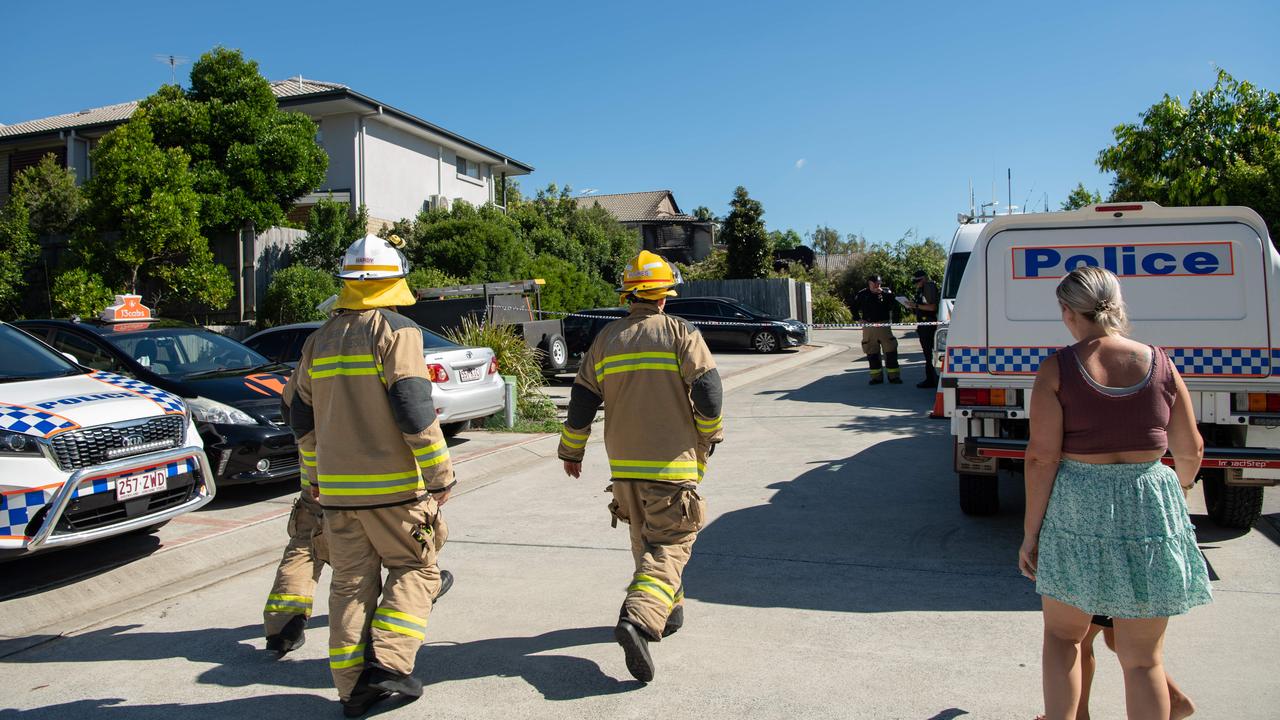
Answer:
top-left (894, 296), bottom-right (912, 308)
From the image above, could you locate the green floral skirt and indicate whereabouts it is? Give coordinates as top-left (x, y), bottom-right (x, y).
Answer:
top-left (1036, 459), bottom-right (1212, 618)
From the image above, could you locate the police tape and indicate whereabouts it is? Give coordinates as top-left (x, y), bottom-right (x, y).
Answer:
top-left (486, 304), bottom-right (944, 331)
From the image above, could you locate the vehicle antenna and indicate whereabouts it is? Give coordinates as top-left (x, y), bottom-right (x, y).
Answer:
top-left (1021, 183), bottom-right (1036, 216)
top-left (1007, 168), bottom-right (1013, 215)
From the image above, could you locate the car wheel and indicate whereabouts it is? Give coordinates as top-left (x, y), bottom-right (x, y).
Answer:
top-left (750, 330), bottom-right (780, 354)
top-left (1202, 470), bottom-right (1263, 529)
top-left (441, 421), bottom-right (468, 438)
top-left (541, 333), bottom-right (569, 372)
top-left (958, 474), bottom-right (999, 516)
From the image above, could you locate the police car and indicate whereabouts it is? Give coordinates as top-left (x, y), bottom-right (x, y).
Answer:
top-left (0, 306), bottom-right (215, 557)
top-left (942, 203), bottom-right (1280, 529)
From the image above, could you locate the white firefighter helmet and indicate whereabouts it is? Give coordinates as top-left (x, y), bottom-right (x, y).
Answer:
top-left (336, 234), bottom-right (410, 280)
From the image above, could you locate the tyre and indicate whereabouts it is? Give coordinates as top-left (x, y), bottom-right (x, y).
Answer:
top-left (958, 474), bottom-right (999, 516)
top-left (541, 333), bottom-right (568, 372)
top-left (750, 330), bottom-right (780, 354)
top-left (441, 421), bottom-right (468, 438)
top-left (1202, 471), bottom-right (1263, 529)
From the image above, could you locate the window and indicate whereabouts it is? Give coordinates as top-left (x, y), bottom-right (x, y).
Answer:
top-left (107, 329), bottom-right (267, 378)
top-left (48, 331), bottom-right (124, 372)
top-left (0, 325), bottom-right (81, 381)
top-left (244, 330), bottom-right (292, 363)
top-left (456, 156), bottom-right (481, 180)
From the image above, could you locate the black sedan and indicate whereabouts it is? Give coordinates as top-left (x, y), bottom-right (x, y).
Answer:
top-left (16, 318), bottom-right (300, 487)
top-left (564, 296), bottom-right (808, 356)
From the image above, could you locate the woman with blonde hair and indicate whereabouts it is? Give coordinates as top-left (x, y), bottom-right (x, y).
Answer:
top-left (1020, 266), bottom-right (1211, 720)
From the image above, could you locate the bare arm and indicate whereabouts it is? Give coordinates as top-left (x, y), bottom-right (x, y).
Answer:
top-left (1165, 367), bottom-right (1204, 489)
top-left (1020, 355), bottom-right (1063, 580)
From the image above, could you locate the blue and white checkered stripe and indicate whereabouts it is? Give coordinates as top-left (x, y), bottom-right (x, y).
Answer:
top-left (0, 403), bottom-right (78, 437)
top-left (72, 457), bottom-right (199, 498)
top-left (0, 487), bottom-right (54, 539)
top-left (948, 346), bottom-right (1273, 377)
top-left (89, 372), bottom-right (186, 415)
top-left (946, 347), bottom-right (986, 373)
top-left (1168, 348), bottom-right (1269, 377)
top-left (989, 347), bottom-right (1058, 375)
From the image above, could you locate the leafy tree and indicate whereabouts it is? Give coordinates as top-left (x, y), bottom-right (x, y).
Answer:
top-left (74, 112), bottom-right (233, 310)
top-left (692, 205), bottom-right (718, 222)
top-left (1061, 182), bottom-right (1103, 211)
top-left (1097, 69), bottom-right (1280, 241)
top-left (51, 268), bottom-right (115, 318)
top-left (0, 195), bottom-right (38, 315)
top-left (836, 232), bottom-right (946, 319)
top-left (406, 267), bottom-right (464, 293)
top-left (9, 153), bottom-right (84, 237)
top-left (140, 46), bottom-right (328, 236)
top-left (258, 265), bottom-right (338, 329)
top-left (808, 225), bottom-right (847, 256)
top-left (292, 198), bottom-right (369, 273)
top-left (679, 249), bottom-right (729, 281)
top-left (402, 202), bottom-right (530, 283)
top-left (769, 229), bottom-right (803, 251)
top-left (722, 186), bottom-right (771, 279)
top-left (523, 253), bottom-right (614, 312)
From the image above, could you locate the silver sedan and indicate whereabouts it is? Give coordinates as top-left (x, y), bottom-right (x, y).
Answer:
top-left (242, 322), bottom-right (506, 436)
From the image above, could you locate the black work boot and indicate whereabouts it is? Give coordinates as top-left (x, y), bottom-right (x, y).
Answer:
top-left (342, 670), bottom-right (392, 718)
top-left (661, 605), bottom-right (684, 638)
top-left (888, 374), bottom-right (903, 385)
top-left (614, 617), bottom-right (656, 682)
top-left (869, 375), bottom-right (884, 385)
top-left (917, 377), bottom-right (937, 389)
top-left (366, 665), bottom-right (424, 699)
top-left (434, 569), bottom-right (454, 603)
top-left (265, 614), bottom-right (307, 658)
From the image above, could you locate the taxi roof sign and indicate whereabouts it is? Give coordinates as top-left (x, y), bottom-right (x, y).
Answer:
top-left (100, 294), bottom-right (152, 323)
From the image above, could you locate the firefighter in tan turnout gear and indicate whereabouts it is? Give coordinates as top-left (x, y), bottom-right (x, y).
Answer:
top-left (283, 234), bottom-right (455, 718)
top-left (261, 435), bottom-right (328, 657)
top-left (560, 250), bottom-right (724, 683)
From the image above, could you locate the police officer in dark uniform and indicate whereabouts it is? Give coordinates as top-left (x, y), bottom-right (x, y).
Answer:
top-left (851, 274), bottom-right (901, 384)
top-left (905, 268), bottom-right (941, 388)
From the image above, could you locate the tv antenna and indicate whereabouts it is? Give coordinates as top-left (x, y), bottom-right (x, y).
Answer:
top-left (154, 54), bottom-right (190, 85)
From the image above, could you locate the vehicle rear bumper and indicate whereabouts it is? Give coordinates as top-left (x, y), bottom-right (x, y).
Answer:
top-left (0, 445), bottom-right (216, 557)
top-left (435, 378), bottom-right (506, 424)
top-left (962, 437), bottom-right (1280, 475)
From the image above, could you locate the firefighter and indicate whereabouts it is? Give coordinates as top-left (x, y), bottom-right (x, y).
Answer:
top-left (261, 435), bottom-right (328, 657)
top-left (851, 274), bottom-right (901, 384)
top-left (559, 250), bottom-right (724, 683)
top-left (904, 268), bottom-right (941, 388)
top-left (283, 234), bottom-right (456, 718)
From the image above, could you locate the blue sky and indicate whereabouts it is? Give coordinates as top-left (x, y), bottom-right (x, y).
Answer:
top-left (4, 1), bottom-right (1278, 246)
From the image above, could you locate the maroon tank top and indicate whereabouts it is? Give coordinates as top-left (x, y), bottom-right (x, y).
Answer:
top-left (1057, 343), bottom-right (1176, 455)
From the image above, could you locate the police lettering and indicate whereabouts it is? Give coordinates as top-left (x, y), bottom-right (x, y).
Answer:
top-left (37, 392), bottom-right (134, 410)
top-left (1017, 243), bottom-right (1231, 279)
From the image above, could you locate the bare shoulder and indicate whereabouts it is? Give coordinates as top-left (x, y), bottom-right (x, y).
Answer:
top-left (1035, 353), bottom-right (1060, 391)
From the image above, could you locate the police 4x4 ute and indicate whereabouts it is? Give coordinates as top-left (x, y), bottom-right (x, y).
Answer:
top-left (0, 317), bottom-right (215, 557)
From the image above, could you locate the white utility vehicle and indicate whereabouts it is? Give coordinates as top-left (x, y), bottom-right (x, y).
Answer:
top-left (942, 203), bottom-right (1280, 528)
top-left (0, 321), bottom-right (215, 557)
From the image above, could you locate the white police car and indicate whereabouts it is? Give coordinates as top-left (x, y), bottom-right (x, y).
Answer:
top-left (0, 320), bottom-right (215, 557)
top-left (943, 203), bottom-right (1280, 528)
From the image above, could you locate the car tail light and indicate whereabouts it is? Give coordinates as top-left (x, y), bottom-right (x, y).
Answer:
top-left (487, 356), bottom-right (499, 375)
top-left (957, 388), bottom-right (1020, 407)
top-left (427, 363), bottom-right (449, 383)
top-left (1233, 393), bottom-right (1280, 413)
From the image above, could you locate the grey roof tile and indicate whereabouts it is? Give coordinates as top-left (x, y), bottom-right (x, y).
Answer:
top-left (574, 190), bottom-right (700, 223)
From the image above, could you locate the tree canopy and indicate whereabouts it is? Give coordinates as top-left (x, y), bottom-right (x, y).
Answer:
top-left (1061, 182), bottom-right (1102, 211)
top-left (722, 186), bottom-right (771, 279)
top-left (292, 197), bottom-right (370, 273)
top-left (1097, 69), bottom-right (1280, 240)
top-left (140, 46), bottom-right (328, 236)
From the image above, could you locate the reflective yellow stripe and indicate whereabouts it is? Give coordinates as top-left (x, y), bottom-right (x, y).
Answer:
top-left (608, 459), bottom-right (700, 481)
top-left (343, 264), bottom-right (401, 272)
top-left (264, 593), bottom-right (313, 615)
top-left (627, 574), bottom-right (677, 608)
top-left (312, 354), bottom-right (377, 365)
top-left (633, 573), bottom-right (676, 598)
top-left (371, 608), bottom-right (427, 640)
top-left (318, 469), bottom-right (423, 496)
top-left (413, 441), bottom-right (446, 456)
top-left (594, 352), bottom-right (681, 383)
top-left (593, 352), bottom-right (680, 372)
top-left (414, 441), bottom-right (450, 468)
top-left (560, 428), bottom-right (588, 449)
top-left (309, 367), bottom-right (381, 379)
top-left (309, 355), bottom-right (382, 380)
top-left (597, 363), bottom-right (681, 382)
top-left (329, 643), bottom-right (366, 668)
top-left (696, 416), bottom-right (722, 431)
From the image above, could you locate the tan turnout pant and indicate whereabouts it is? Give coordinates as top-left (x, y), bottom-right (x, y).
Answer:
top-left (263, 492), bottom-right (330, 636)
top-left (610, 480), bottom-right (706, 640)
top-left (325, 497), bottom-right (446, 700)
top-left (860, 326), bottom-right (899, 379)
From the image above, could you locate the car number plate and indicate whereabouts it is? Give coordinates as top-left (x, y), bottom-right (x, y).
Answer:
top-left (116, 468), bottom-right (168, 501)
top-left (458, 367), bottom-right (483, 382)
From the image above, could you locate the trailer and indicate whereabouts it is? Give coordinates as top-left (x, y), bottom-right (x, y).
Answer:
top-left (403, 279), bottom-right (572, 375)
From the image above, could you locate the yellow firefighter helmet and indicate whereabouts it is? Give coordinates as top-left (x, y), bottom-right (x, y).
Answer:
top-left (337, 234), bottom-right (409, 280)
top-left (618, 250), bottom-right (681, 301)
